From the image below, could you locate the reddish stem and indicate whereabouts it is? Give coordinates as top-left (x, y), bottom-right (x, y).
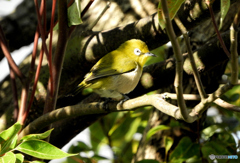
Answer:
top-left (34, 0), bottom-right (54, 96)
top-left (209, 5), bottom-right (231, 58)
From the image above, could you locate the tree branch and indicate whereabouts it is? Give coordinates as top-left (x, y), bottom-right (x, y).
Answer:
top-left (161, 0), bottom-right (188, 121)
top-left (174, 16), bottom-right (207, 100)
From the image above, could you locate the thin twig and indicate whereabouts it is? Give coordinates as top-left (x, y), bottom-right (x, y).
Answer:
top-left (174, 16), bottom-right (207, 100)
top-left (25, 47), bottom-right (44, 121)
top-left (88, 1), bottom-right (111, 30)
top-left (9, 65), bottom-right (19, 121)
top-left (208, 4), bottom-right (231, 58)
top-left (193, 82), bottom-right (233, 115)
top-left (160, 0), bottom-right (189, 121)
top-left (81, 0), bottom-right (95, 17)
top-left (214, 98), bottom-right (240, 112)
top-left (230, 9), bottom-right (240, 84)
top-left (163, 92), bottom-right (240, 112)
top-left (34, 0), bottom-right (54, 96)
top-left (0, 26), bottom-right (26, 82)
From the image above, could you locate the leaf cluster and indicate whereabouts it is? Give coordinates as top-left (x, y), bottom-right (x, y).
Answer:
top-left (0, 122), bottom-right (76, 163)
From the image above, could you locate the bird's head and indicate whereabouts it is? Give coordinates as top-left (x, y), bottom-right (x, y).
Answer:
top-left (119, 39), bottom-right (156, 67)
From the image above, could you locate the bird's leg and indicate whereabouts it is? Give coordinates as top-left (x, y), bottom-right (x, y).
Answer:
top-left (118, 93), bottom-right (130, 106)
top-left (102, 94), bottom-right (130, 111)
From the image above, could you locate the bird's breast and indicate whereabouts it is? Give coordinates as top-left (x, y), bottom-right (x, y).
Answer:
top-left (113, 63), bottom-right (142, 94)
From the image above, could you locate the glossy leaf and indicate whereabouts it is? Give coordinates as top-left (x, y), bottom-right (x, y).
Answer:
top-left (158, 0), bottom-right (185, 29)
top-left (0, 122), bottom-right (22, 155)
top-left (15, 139), bottom-right (76, 160)
top-left (146, 125), bottom-right (170, 141)
top-left (20, 128), bottom-right (54, 142)
top-left (0, 151), bottom-right (16, 163)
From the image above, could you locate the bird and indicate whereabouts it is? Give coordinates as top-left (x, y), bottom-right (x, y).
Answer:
top-left (73, 39), bottom-right (156, 101)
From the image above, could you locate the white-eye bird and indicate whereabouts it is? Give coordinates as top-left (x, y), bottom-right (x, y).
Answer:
top-left (74, 39), bottom-right (156, 101)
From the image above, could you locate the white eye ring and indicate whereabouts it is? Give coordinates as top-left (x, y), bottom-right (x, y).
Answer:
top-left (134, 48), bottom-right (141, 56)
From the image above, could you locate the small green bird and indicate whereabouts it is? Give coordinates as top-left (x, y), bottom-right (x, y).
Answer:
top-left (74, 39), bottom-right (156, 101)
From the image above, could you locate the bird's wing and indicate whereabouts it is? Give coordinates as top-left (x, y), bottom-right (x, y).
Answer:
top-left (85, 57), bottom-right (138, 82)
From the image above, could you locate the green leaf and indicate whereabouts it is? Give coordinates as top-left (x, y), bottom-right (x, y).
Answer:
top-left (146, 125), bottom-right (170, 141)
top-left (15, 139), bottom-right (76, 160)
top-left (20, 128), bottom-right (54, 142)
top-left (136, 159), bottom-right (159, 163)
top-left (158, 0), bottom-right (185, 29)
top-left (15, 153), bottom-right (24, 163)
top-left (0, 151), bottom-right (16, 163)
top-left (164, 136), bottom-right (173, 156)
top-left (68, 0), bottom-right (82, 26)
top-left (0, 122), bottom-right (22, 155)
top-left (169, 137), bottom-right (200, 162)
top-left (219, 0), bottom-right (230, 30)
top-left (54, 0), bottom-right (82, 30)
top-left (202, 125), bottom-right (222, 140)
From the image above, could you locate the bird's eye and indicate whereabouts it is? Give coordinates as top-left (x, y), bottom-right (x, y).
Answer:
top-left (134, 48), bottom-right (141, 56)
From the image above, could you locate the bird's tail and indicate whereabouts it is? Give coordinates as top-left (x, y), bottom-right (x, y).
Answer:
top-left (71, 82), bottom-right (87, 96)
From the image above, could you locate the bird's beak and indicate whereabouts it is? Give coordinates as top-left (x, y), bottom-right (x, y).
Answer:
top-left (144, 52), bottom-right (157, 57)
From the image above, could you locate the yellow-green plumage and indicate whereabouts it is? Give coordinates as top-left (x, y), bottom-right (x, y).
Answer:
top-left (75, 39), bottom-right (156, 100)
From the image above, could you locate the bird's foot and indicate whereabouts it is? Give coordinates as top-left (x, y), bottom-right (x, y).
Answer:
top-left (117, 94), bottom-right (130, 110)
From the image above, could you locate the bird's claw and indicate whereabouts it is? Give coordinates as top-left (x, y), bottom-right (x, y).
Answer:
top-left (117, 94), bottom-right (130, 109)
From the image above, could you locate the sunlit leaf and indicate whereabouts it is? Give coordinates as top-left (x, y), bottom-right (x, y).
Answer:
top-left (158, 0), bottom-right (185, 29)
top-left (146, 125), bottom-right (170, 141)
top-left (0, 151), bottom-right (16, 163)
top-left (164, 136), bottom-right (173, 156)
top-left (15, 139), bottom-right (76, 160)
top-left (0, 122), bottom-right (22, 155)
top-left (20, 128), bottom-right (54, 142)
top-left (202, 125), bottom-right (223, 140)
